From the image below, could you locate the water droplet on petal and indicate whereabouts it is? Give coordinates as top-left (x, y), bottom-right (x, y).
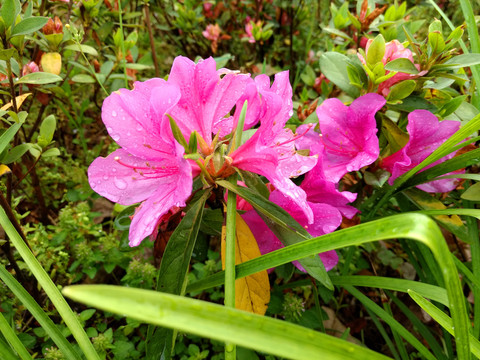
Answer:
top-left (112, 134), bottom-right (120, 141)
top-left (112, 111), bottom-right (117, 117)
top-left (136, 124), bottom-right (143, 131)
top-left (103, 175), bottom-right (109, 180)
top-left (112, 168), bottom-right (117, 173)
top-left (106, 126), bottom-right (113, 133)
top-left (114, 177), bottom-right (127, 190)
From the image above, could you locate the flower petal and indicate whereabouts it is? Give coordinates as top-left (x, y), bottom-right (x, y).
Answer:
top-left (128, 163), bottom-right (193, 246)
top-left (88, 148), bottom-right (192, 206)
top-left (102, 79), bottom-right (181, 161)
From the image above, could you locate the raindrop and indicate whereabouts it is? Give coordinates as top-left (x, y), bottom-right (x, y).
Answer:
top-left (112, 111), bottom-right (117, 117)
top-left (136, 124), bottom-right (143, 131)
top-left (112, 134), bottom-right (120, 141)
top-left (114, 177), bottom-right (127, 190)
top-left (106, 126), bottom-right (113, 133)
top-left (103, 175), bottom-right (109, 180)
top-left (112, 168), bottom-right (117, 173)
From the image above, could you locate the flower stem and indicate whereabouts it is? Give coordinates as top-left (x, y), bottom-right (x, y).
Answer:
top-left (224, 173), bottom-right (238, 360)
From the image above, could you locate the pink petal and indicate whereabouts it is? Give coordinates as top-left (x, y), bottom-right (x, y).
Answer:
top-left (88, 147), bottom-right (192, 206)
top-left (128, 163), bottom-right (193, 246)
top-left (317, 94), bottom-right (385, 182)
top-left (168, 56), bottom-right (249, 144)
top-left (102, 79), bottom-right (181, 161)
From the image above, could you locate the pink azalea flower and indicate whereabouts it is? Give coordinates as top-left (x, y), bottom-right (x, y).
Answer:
top-left (88, 79), bottom-right (193, 246)
top-left (358, 39), bottom-right (424, 96)
top-left (380, 109), bottom-right (463, 192)
top-left (244, 18), bottom-right (256, 43)
top-left (202, 24), bottom-right (221, 42)
top-left (89, 56), bottom-right (317, 245)
top-left (315, 93), bottom-right (386, 183)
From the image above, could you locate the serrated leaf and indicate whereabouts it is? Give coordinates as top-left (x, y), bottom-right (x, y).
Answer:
top-left (17, 72), bottom-right (62, 85)
top-left (11, 17), bottom-right (49, 37)
top-left (221, 213), bottom-right (270, 315)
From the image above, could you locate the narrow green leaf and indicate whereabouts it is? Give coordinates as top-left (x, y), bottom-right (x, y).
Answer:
top-left (384, 58), bottom-right (419, 74)
top-left (330, 275), bottom-right (448, 306)
top-left (443, 54), bottom-right (480, 69)
top-left (186, 213), bottom-right (470, 358)
top-left (0, 122), bottom-right (21, 155)
top-left (2, 143), bottom-right (30, 164)
top-left (16, 72), bottom-right (62, 85)
top-left (0, 337), bottom-right (18, 360)
top-left (346, 286), bottom-right (436, 360)
top-left (64, 44), bottom-right (99, 56)
top-left (0, 0), bottom-right (17, 29)
top-left (147, 190), bottom-right (210, 359)
top-left (0, 312), bottom-right (32, 360)
top-left (408, 289), bottom-right (480, 358)
top-left (0, 208), bottom-right (100, 360)
top-left (0, 266), bottom-right (79, 358)
top-left (11, 17), bottom-right (49, 37)
top-left (63, 285), bottom-right (391, 360)
top-left (168, 114), bottom-right (189, 151)
top-left (71, 74), bottom-right (96, 84)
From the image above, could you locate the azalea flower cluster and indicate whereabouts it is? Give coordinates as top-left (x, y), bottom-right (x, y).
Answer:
top-left (88, 55), bottom-right (462, 272)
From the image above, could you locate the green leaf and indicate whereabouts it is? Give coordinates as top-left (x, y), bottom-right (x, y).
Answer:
top-left (0, 122), bottom-right (21, 155)
top-left (0, 312), bottom-right (32, 360)
top-left (63, 285), bottom-right (391, 360)
top-left (214, 53), bottom-right (233, 69)
top-left (71, 74), bottom-right (96, 84)
top-left (185, 213), bottom-right (470, 359)
top-left (41, 148), bottom-right (60, 157)
top-left (64, 44), bottom-right (99, 56)
top-left (0, 48), bottom-right (17, 61)
top-left (428, 32), bottom-right (446, 54)
top-left (387, 80), bottom-right (416, 101)
top-left (16, 72), bottom-right (62, 85)
top-left (437, 95), bottom-right (467, 117)
top-left (38, 114), bottom-right (56, 147)
top-left (366, 35), bottom-right (386, 68)
top-left (11, 17), bottom-right (49, 37)
top-left (113, 206), bottom-right (135, 231)
top-left (384, 58), bottom-right (419, 74)
top-left (216, 180), bottom-right (332, 290)
top-left (3, 143), bottom-right (30, 164)
top-left (461, 182), bottom-right (480, 201)
top-left (429, 19), bottom-right (443, 33)
top-left (147, 190), bottom-right (210, 359)
top-left (408, 289), bottom-right (480, 358)
top-left (0, 0), bottom-right (19, 29)
top-left (443, 54), bottom-right (480, 69)
top-left (319, 52), bottom-right (360, 97)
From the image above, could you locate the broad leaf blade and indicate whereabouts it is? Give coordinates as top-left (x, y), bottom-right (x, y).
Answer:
top-left (63, 285), bottom-right (391, 360)
top-left (146, 190), bottom-right (210, 360)
top-left (11, 17), bottom-right (49, 37)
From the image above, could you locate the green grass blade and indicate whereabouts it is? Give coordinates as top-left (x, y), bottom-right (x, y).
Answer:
top-left (345, 286), bottom-right (435, 360)
top-left (330, 276), bottom-right (448, 305)
top-left (63, 285), bottom-right (392, 360)
top-left (0, 266), bottom-right (79, 359)
top-left (386, 290), bottom-right (447, 360)
top-left (0, 312), bottom-right (32, 360)
top-left (186, 213), bottom-right (470, 359)
top-left (0, 337), bottom-right (19, 360)
top-left (0, 208), bottom-right (100, 360)
top-left (364, 309), bottom-right (401, 360)
top-left (408, 290), bottom-right (480, 358)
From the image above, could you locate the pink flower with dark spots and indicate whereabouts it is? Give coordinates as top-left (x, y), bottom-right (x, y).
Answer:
top-left (381, 110), bottom-right (463, 192)
top-left (315, 93), bottom-right (386, 183)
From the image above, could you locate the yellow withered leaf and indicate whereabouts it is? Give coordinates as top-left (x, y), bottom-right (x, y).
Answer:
top-left (221, 213), bottom-right (270, 315)
top-left (0, 164), bottom-right (11, 176)
top-left (1, 93), bottom-right (31, 111)
top-left (41, 52), bottom-right (62, 75)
